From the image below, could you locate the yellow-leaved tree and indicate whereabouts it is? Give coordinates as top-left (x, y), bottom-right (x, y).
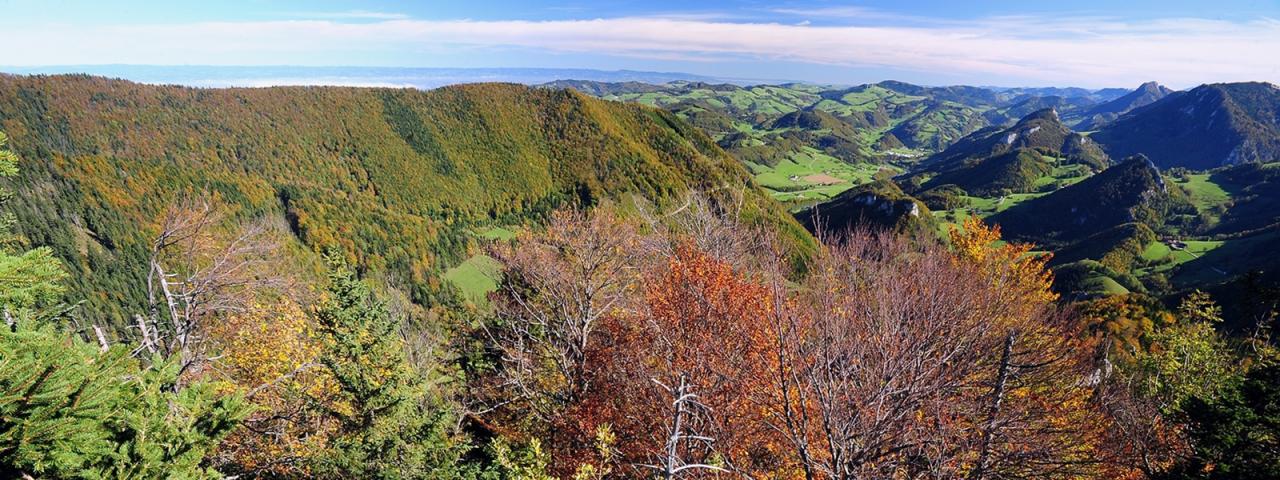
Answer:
top-left (951, 215), bottom-right (1057, 319)
top-left (209, 297), bottom-right (342, 477)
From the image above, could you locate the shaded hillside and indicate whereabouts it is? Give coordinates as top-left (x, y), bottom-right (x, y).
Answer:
top-left (991, 96), bottom-right (1095, 124)
top-left (1050, 222), bottom-right (1158, 273)
top-left (914, 148), bottom-right (1055, 197)
top-left (989, 156), bottom-right (1185, 246)
top-left (0, 74), bottom-right (809, 326)
top-left (1202, 162), bottom-right (1280, 234)
top-left (919, 108), bottom-right (1109, 172)
top-left (1093, 82), bottom-right (1280, 169)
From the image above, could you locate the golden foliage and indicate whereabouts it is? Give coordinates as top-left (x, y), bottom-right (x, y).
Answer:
top-left (209, 297), bottom-right (341, 477)
top-left (951, 215), bottom-right (1058, 318)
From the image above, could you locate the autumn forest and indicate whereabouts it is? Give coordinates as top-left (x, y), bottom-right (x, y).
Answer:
top-left (1, 69), bottom-right (1279, 480)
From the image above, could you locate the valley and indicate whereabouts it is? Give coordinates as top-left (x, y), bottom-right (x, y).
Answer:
top-left (558, 77), bottom-right (1280, 310)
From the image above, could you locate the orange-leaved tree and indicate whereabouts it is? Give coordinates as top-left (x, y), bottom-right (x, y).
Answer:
top-left (586, 243), bottom-right (786, 477)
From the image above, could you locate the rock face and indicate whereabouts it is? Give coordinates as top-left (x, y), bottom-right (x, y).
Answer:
top-left (796, 180), bottom-right (934, 237)
top-left (1093, 82), bottom-right (1280, 169)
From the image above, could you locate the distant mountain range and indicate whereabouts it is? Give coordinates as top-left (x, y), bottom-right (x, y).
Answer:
top-left (0, 65), bottom-right (763, 89)
top-left (1093, 82), bottom-right (1280, 170)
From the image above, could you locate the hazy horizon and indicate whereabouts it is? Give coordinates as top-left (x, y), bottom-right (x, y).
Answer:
top-left (3, 0), bottom-right (1278, 89)
top-left (0, 64), bottom-right (1203, 91)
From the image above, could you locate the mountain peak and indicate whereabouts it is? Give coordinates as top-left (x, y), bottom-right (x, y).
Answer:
top-left (1016, 107), bottom-right (1061, 125)
top-left (1094, 81), bottom-right (1280, 169)
top-left (1075, 81), bottom-right (1175, 130)
top-left (1135, 81), bottom-right (1168, 95)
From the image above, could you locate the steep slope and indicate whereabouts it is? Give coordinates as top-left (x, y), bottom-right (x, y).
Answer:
top-left (1093, 82), bottom-right (1280, 169)
top-left (914, 148), bottom-right (1055, 197)
top-left (0, 74), bottom-right (808, 326)
top-left (920, 108), bottom-right (1109, 172)
top-left (1199, 162), bottom-right (1280, 235)
top-left (1076, 82), bottom-right (1173, 130)
top-left (989, 156), bottom-right (1182, 246)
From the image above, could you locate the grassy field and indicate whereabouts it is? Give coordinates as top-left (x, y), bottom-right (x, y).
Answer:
top-left (478, 226), bottom-right (518, 241)
top-left (1135, 239), bottom-right (1228, 283)
top-left (748, 147), bottom-right (896, 205)
top-left (1155, 230), bottom-right (1280, 285)
top-left (1177, 173), bottom-right (1234, 209)
top-left (1172, 172), bottom-right (1241, 226)
top-left (932, 164), bottom-right (1094, 238)
top-left (934, 193), bottom-right (1047, 237)
top-left (1084, 273), bottom-right (1132, 296)
top-left (822, 85), bottom-right (927, 115)
top-left (1141, 239), bottom-right (1224, 264)
top-left (1033, 163), bottom-right (1091, 189)
top-left (443, 254), bottom-right (503, 306)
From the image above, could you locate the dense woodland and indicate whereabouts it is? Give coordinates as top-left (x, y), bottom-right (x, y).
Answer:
top-left (0, 75), bottom-right (811, 328)
top-left (2, 75), bottom-right (1280, 479)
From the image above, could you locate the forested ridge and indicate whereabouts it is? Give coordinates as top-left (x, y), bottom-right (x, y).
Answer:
top-left (0, 74), bottom-right (808, 329)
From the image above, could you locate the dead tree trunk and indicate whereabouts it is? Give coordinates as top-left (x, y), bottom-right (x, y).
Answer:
top-left (972, 331), bottom-right (1016, 480)
top-left (643, 373), bottom-right (729, 479)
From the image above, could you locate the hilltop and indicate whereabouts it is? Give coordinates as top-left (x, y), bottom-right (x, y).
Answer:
top-left (990, 155), bottom-right (1183, 245)
top-left (1075, 81), bottom-right (1173, 130)
top-left (917, 108), bottom-right (1109, 171)
top-left (795, 179), bottom-right (934, 236)
top-left (0, 74), bottom-right (808, 327)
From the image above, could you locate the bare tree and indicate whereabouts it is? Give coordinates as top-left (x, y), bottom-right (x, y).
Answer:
top-left (773, 229), bottom-right (1102, 479)
top-left (1095, 363), bottom-right (1192, 478)
top-left (792, 231), bottom-right (995, 478)
top-left (141, 194), bottom-right (285, 380)
top-left (639, 374), bottom-right (730, 479)
top-left (641, 191), bottom-right (764, 271)
top-left (486, 205), bottom-right (646, 420)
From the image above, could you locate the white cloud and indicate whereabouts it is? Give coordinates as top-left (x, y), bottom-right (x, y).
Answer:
top-left (4, 14), bottom-right (1279, 88)
top-left (290, 10), bottom-right (409, 20)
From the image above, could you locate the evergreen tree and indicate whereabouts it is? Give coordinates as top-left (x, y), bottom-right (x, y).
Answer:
top-left (0, 323), bottom-right (130, 478)
top-left (1162, 364), bottom-right (1280, 480)
top-left (314, 254), bottom-right (467, 479)
top-left (1, 130), bottom-right (247, 479)
top-left (96, 357), bottom-right (248, 480)
top-left (0, 131), bottom-right (65, 319)
top-left (0, 328), bottom-right (246, 479)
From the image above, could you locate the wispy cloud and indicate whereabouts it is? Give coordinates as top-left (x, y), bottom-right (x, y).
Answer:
top-left (6, 14), bottom-right (1280, 87)
top-left (290, 10), bottom-right (409, 20)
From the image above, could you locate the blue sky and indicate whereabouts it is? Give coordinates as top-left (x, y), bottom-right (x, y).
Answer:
top-left (3, 0), bottom-right (1279, 87)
